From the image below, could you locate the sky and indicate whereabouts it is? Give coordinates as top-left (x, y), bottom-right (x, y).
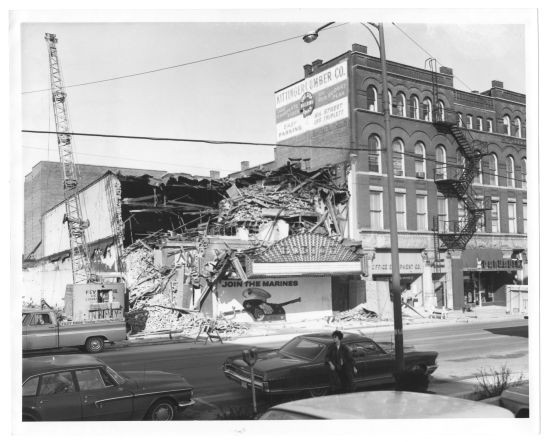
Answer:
top-left (14, 9), bottom-right (534, 179)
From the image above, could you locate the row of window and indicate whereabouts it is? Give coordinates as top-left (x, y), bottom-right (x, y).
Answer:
top-left (366, 135), bottom-right (527, 189)
top-left (366, 86), bottom-right (442, 122)
top-left (369, 191), bottom-right (526, 235)
top-left (365, 85), bottom-right (525, 138)
top-left (457, 113), bottom-right (524, 138)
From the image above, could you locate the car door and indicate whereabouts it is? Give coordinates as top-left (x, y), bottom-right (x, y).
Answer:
top-left (23, 313), bottom-right (58, 350)
top-left (75, 368), bottom-right (134, 420)
top-left (350, 341), bottom-right (394, 388)
top-left (34, 371), bottom-right (82, 421)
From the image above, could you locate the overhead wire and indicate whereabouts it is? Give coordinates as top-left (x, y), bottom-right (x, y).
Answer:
top-left (22, 23), bottom-right (348, 95)
top-left (22, 129), bottom-right (527, 183)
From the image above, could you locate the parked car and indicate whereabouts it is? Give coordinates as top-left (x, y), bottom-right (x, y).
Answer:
top-left (222, 332), bottom-right (438, 397)
top-left (22, 354), bottom-right (194, 421)
top-left (499, 381), bottom-right (529, 418)
top-left (259, 390), bottom-right (514, 419)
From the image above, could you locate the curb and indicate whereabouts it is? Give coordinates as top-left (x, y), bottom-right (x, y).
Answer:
top-left (121, 314), bottom-right (524, 348)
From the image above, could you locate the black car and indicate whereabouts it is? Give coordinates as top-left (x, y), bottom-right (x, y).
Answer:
top-left (22, 354), bottom-right (194, 421)
top-left (223, 332), bottom-right (438, 397)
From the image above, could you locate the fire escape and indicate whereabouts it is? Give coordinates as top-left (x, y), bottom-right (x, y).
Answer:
top-left (428, 59), bottom-right (488, 253)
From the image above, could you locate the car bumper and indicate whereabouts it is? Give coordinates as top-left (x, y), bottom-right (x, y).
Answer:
top-left (177, 399), bottom-right (196, 409)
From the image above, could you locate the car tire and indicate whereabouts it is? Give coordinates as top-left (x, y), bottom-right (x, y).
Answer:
top-left (308, 387), bottom-right (329, 398)
top-left (146, 399), bottom-right (176, 421)
top-left (253, 308), bottom-right (266, 321)
top-left (410, 364), bottom-right (427, 375)
top-left (85, 336), bottom-right (105, 353)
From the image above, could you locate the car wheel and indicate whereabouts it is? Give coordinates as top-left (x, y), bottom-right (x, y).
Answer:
top-left (146, 399), bottom-right (176, 421)
top-left (253, 308), bottom-right (266, 321)
top-left (308, 387), bottom-right (329, 398)
top-left (410, 364), bottom-right (427, 374)
top-left (85, 336), bottom-right (105, 353)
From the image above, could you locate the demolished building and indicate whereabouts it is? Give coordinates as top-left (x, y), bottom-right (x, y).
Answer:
top-left (23, 161), bottom-right (375, 330)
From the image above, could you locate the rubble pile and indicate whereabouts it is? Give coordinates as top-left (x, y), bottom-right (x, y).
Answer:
top-left (333, 303), bottom-right (380, 322)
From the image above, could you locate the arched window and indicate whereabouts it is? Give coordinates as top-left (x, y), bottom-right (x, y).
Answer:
top-left (396, 92), bottom-right (407, 117)
top-left (485, 153), bottom-right (498, 186)
top-left (422, 97), bottom-right (432, 121)
top-left (514, 117), bottom-right (522, 138)
top-left (387, 90), bottom-right (393, 115)
top-left (414, 142), bottom-right (426, 178)
top-left (367, 135), bottom-right (381, 173)
top-left (503, 115), bottom-right (511, 136)
top-left (435, 145), bottom-right (447, 179)
top-left (476, 117), bottom-right (483, 131)
top-left (457, 112), bottom-right (463, 127)
top-left (487, 119), bottom-right (493, 133)
top-left (437, 100), bottom-right (445, 122)
top-left (367, 86), bottom-right (378, 112)
top-left (410, 95), bottom-right (419, 119)
top-left (506, 156), bottom-right (515, 187)
top-left (392, 138), bottom-right (405, 176)
top-left (466, 114), bottom-right (473, 129)
top-left (473, 150), bottom-right (482, 184)
top-left (521, 157), bottom-right (527, 189)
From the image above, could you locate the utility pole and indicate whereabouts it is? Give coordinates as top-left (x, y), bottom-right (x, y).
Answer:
top-left (378, 23), bottom-right (404, 372)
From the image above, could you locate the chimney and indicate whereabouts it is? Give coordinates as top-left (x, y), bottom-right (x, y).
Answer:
top-left (352, 44), bottom-right (368, 54)
top-left (311, 59), bottom-right (323, 72)
top-left (210, 170), bottom-right (220, 179)
top-left (492, 80), bottom-right (504, 89)
top-left (439, 66), bottom-right (453, 76)
top-left (240, 161), bottom-right (250, 171)
top-left (303, 64), bottom-right (313, 77)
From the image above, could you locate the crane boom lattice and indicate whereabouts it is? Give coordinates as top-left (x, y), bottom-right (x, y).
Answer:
top-left (45, 33), bottom-right (93, 284)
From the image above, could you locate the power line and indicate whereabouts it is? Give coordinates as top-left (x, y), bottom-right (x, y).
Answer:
top-left (22, 129), bottom-right (526, 183)
top-left (22, 23), bottom-right (348, 95)
top-left (21, 145), bottom-right (236, 173)
top-left (391, 23), bottom-right (475, 92)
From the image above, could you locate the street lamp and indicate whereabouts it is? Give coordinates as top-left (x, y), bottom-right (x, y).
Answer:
top-left (304, 22), bottom-right (404, 372)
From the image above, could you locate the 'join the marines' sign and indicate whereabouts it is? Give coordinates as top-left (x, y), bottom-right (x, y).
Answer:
top-left (275, 61), bottom-right (349, 142)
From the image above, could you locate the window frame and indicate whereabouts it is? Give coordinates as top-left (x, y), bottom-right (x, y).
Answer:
top-left (476, 116), bottom-right (483, 131)
top-left (367, 135), bottom-right (382, 173)
top-left (435, 145), bottom-right (447, 179)
top-left (508, 201), bottom-right (517, 233)
top-left (503, 115), bottom-right (511, 136)
top-left (437, 196), bottom-right (449, 233)
top-left (487, 118), bottom-right (493, 133)
top-left (506, 155), bottom-right (515, 187)
top-left (414, 141), bottom-right (426, 178)
top-left (367, 85), bottom-right (378, 112)
top-left (396, 192), bottom-right (407, 230)
top-left (396, 92), bottom-right (407, 117)
top-left (485, 153), bottom-right (498, 186)
top-left (422, 97), bottom-right (433, 122)
top-left (411, 95), bottom-right (420, 119)
top-left (392, 138), bottom-right (405, 176)
top-left (513, 117), bottom-right (522, 138)
top-left (369, 190), bottom-right (383, 229)
top-left (437, 100), bottom-right (445, 122)
top-left (491, 200), bottom-right (500, 233)
top-left (416, 195), bottom-right (428, 231)
top-left (521, 158), bottom-right (527, 189)
top-left (466, 114), bottom-right (473, 129)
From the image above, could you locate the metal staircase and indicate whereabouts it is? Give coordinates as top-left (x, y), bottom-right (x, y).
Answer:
top-left (433, 116), bottom-right (488, 250)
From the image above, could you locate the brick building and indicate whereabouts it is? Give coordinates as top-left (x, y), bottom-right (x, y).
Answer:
top-left (273, 44), bottom-right (527, 311)
top-left (24, 161), bottom-right (167, 261)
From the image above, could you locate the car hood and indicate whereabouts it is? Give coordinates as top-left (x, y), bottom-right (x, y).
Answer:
top-left (228, 350), bottom-right (308, 373)
top-left (120, 370), bottom-right (192, 391)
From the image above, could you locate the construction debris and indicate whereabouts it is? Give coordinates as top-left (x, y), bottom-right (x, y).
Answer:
top-left (332, 303), bottom-right (379, 322)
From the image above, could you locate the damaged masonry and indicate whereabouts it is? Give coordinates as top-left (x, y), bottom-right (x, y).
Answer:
top-left (24, 161), bottom-right (394, 339)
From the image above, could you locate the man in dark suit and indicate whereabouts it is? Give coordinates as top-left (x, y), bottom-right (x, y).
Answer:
top-left (325, 330), bottom-right (357, 394)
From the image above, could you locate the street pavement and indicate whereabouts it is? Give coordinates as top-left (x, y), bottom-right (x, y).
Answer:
top-left (119, 309), bottom-right (529, 401)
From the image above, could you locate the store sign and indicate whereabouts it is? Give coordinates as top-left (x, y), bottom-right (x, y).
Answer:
top-left (477, 259), bottom-right (523, 270)
top-left (275, 61), bottom-right (348, 141)
top-left (371, 253), bottom-right (424, 275)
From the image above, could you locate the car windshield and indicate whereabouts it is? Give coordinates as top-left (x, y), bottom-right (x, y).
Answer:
top-left (279, 337), bottom-right (325, 361)
top-left (104, 364), bottom-right (126, 384)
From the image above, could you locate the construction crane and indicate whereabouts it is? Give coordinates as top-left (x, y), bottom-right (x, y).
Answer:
top-left (44, 33), bottom-right (93, 284)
